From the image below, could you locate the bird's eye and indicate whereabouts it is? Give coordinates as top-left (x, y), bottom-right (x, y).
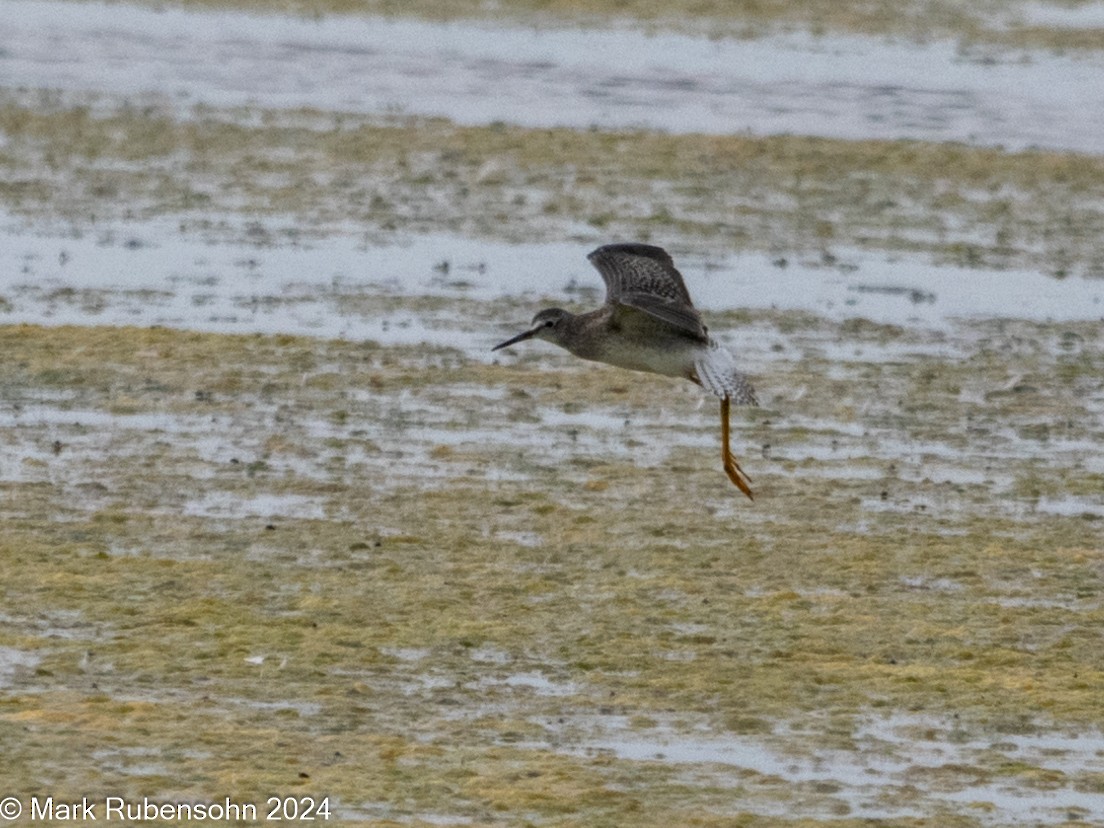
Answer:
top-left (544, 318), bottom-right (556, 328)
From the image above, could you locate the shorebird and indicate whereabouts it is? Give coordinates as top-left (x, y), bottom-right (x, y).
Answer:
top-left (492, 243), bottom-right (758, 499)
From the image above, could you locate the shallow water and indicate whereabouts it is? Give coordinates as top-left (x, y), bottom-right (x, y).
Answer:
top-left (5, 0), bottom-right (1104, 152)
top-left (542, 710), bottom-right (1104, 824)
top-left (2, 213), bottom-right (1102, 349)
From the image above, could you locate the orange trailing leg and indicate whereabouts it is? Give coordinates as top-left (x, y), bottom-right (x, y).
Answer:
top-left (721, 396), bottom-right (754, 501)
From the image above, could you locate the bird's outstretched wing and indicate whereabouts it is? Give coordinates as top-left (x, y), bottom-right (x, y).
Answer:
top-left (587, 243), bottom-right (707, 340)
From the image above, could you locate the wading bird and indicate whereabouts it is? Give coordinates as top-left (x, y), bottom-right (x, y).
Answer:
top-left (493, 243), bottom-right (759, 499)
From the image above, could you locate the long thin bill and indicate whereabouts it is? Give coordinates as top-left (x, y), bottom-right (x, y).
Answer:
top-left (492, 327), bottom-right (539, 351)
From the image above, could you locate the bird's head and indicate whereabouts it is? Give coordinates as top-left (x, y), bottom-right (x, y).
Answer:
top-left (492, 308), bottom-right (573, 351)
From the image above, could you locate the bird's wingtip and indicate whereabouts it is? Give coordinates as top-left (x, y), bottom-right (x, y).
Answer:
top-left (589, 242), bottom-right (672, 263)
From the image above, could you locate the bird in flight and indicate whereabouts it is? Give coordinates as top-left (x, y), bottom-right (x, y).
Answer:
top-left (493, 243), bottom-right (759, 499)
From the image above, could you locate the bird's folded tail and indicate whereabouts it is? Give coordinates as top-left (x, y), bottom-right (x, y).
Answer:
top-left (694, 340), bottom-right (758, 406)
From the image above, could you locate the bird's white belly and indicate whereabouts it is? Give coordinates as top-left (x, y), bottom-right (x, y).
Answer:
top-left (586, 338), bottom-right (698, 379)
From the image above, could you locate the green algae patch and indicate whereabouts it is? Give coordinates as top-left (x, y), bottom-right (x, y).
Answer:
top-left (3, 97), bottom-right (1104, 277)
top-left (1, 320), bottom-right (1103, 824)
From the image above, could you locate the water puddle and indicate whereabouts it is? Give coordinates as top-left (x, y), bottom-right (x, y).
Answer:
top-left (543, 710), bottom-right (1104, 824)
top-left (1036, 496), bottom-right (1104, 518)
top-left (0, 646), bottom-right (42, 689)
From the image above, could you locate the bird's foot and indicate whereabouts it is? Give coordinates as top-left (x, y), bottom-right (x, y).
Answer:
top-left (723, 453), bottom-right (754, 501)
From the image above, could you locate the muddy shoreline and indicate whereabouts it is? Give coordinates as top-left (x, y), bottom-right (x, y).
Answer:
top-left (1, 311), bottom-right (1101, 824)
top-left (2, 2), bottom-right (1103, 824)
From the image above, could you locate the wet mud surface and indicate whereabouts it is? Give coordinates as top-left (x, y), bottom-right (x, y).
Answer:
top-left (1, 311), bottom-right (1102, 824)
top-left (2, 2), bottom-right (1104, 825)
